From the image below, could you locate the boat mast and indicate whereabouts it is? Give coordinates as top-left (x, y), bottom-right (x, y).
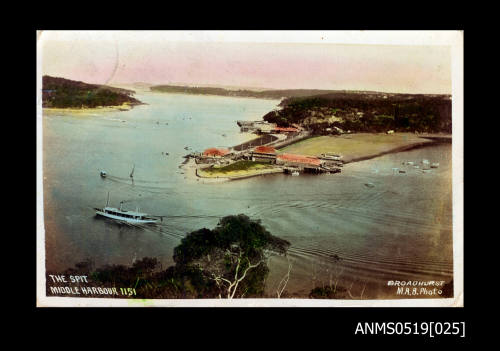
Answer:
top-left (130, 164), bottom-right (135, 186)
top-left (130, 164), bottom-right (135, 178)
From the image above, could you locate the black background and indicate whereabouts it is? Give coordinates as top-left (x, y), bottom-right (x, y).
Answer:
top-left (24, 5), bottom-right (472, 345)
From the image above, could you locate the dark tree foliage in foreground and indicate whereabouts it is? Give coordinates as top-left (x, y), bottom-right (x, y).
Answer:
top-left (173, 214), bottom-right (290, 298)
top-left (309, 286), bottom-right (348, 299)
top-left (47, 215), bottom-right (290, 299)
top-left (42, 75), bottom-right (143, 108)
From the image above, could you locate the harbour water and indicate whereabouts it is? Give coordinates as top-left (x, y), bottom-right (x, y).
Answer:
top-left (42, 91), bottom-right (453, 298)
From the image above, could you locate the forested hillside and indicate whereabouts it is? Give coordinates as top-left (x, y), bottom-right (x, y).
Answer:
top-left (42, 76), bottom-right (143, 108)
top-left (263, 92), bottom-right (452, 134)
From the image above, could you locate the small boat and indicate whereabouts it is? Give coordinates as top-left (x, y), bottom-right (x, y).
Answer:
top-left (94, 193), bottom-right (160, 224)
top-left (364, 182), bottom-right (375, 188)
top-left (320, 153), bottom-right (342, 161)
top-left (291, 171), bottom-right (299, 176)
top-left (431, 162), bottom-right (440, 168)
top-left (422, 169), bottom-right (431, 174)
top-left (100, 171), bottom-right (107, 178)
top-left (399, 170), bottom-right (406, 173)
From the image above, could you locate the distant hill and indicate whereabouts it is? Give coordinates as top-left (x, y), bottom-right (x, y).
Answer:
top-left (150, 84), bottom-right (345, 100)
top-left (128, 82), bottom-right (153, 89)
top-left (42, 76), bottom-right (143, 108)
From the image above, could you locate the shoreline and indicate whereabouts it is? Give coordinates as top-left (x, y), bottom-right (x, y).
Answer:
top-left (182, 132), bottom-right (451, 183)
top-left (181, 158), bottom-right (283, 183)
top-left (42, 102), bottom-right (144, 115)
top-left (278, 132), bottom-right (450, 162)
top-left (342, 139), bottom-right (447, 164)
top-left (197, 166), bottom-right (284, 181)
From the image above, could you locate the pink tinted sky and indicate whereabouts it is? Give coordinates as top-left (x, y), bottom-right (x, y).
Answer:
top-left (40, 32), bottom-right (451, 94)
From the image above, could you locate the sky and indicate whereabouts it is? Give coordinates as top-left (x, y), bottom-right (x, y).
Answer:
top-left (39, 31), bottom-right (453, 94)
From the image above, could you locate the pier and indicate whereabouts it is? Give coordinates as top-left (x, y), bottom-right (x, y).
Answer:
top-left (232, 134), bottom-right (278, 151)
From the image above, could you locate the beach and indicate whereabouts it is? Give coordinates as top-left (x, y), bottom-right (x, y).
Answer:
top-left (42, 102), bottom-right (137, 116)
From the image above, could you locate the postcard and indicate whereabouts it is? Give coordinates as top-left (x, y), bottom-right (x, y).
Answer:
top-left (36, 30), bottom-right (463, 307)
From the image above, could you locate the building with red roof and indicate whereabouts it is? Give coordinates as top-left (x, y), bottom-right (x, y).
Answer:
top-left (253, 146), bottom-right (276, 154)
top-left (251, 145), bottom-right (277, 163)
top-left (272, 126), bottom-right (299, 133)
top-left (203, 147), bottom-right (230, 157)
top-left (276, 153), bottom-right (322, 168)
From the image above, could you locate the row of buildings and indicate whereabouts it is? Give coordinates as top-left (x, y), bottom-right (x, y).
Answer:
top-left (251, 146), bottom-right (342, 172)
top-left (236, 120), bottom-right (300, 134)
top-left (199, 145), bottom-right (342, 173)
top-left (195, 120), bottom-right (341, 173)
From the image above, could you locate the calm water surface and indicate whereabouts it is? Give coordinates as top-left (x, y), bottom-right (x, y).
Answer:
top-left (42, 92), bottom-right (453, 298)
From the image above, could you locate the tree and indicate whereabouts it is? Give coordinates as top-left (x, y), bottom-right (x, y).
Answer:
top-left (173, 214), bottom-right (291, 298)
top-left (276, 257), bottom-right (293, 298)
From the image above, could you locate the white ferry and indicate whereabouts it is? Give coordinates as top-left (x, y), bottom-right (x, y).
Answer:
top-left (94, 193), bottom-right (159, 224)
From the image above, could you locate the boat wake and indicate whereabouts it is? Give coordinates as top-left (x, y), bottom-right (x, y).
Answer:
top-left (287, 243), bottom-right (453, 284)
